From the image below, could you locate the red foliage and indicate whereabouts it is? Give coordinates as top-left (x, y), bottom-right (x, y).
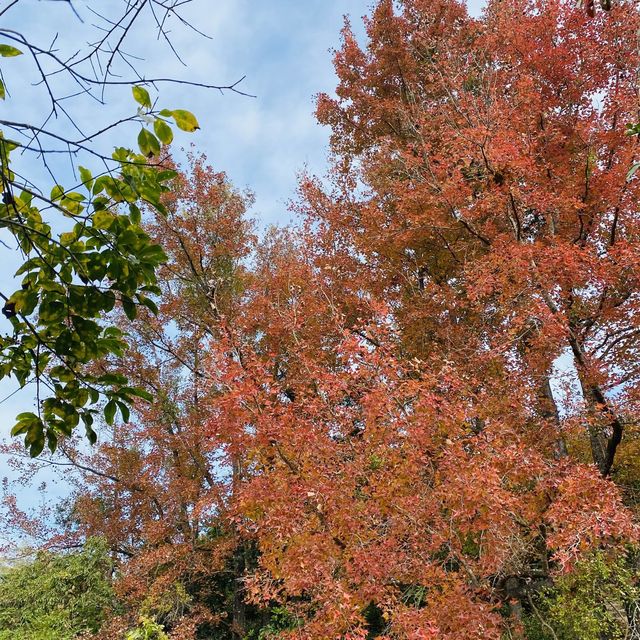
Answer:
top-left (3, 2), bottom-right (640, 638)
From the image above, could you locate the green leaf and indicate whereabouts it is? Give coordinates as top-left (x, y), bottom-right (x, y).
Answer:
top-left (93, 210), bottom-right (115, 230)
top-left (98, 373), bottom-right (128, 385)
top-left (157, 169), bottom-right (178, 182)
top-left (0, 44), bottom-right (22, 57)
top-left (46, 430), bottom-right (58, 453)
top-left (129, 204), bottom-right (142, 225)
top-left (60, 231), bottom-right (77, 246)
top-left (116, 400), bottom-right (130, 423)
top-left (123, 386), bottom-right (154, 402)
top-left (85, 423), bottom-right (97, 445)
top-left (139, 243), bottom-right (167, 264)
top-left (132, 85), bottom-right (151, 108)
top-left (15, 412), bottom-right (37, 422)
top-left (627, 162), bottom-right (640, 182)
top-left (50, 185), bottom-right (65, 201)
top-left (137, 128), bottom-right (161, 157)
top-left (50, 365), bottom-right (75, 383)
top-left (61, 192), bottom-right (85, 215)
top-left (121, 296), bottom-right (137, 321)
top-left (137, 295), bottom-right (159, 315)
top-left (63, 191), bottom-right (85, 202)
top-left (29, 435), bottom-right (45, 458)
top-left (626, 122), bottom-right (640, 136)
top-left (0, 79), bottom-right (5, 100)
top-left (11, 413), bottom-right (37, 436)
top-left (9, 289), bottom-right (38, 316)
top-left (19, 190), bottom-right (33, 207)
top-left (170, 109), bottom-right (200, 132)
top-left (104, 400), bottom-right (117, 426)
top-left (79, 166), bottom-right (93, 190)
top-left (153, 118), bottom-right (174, 145)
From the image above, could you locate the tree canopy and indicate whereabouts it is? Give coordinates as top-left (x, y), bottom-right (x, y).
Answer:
top-left (2, 0), bottom-right (640, 639)
top-left (0, 538), bottom-right (115, 639)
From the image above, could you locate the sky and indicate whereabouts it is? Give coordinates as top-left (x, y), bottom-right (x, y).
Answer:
top-left (0, 0), bottom-right (486, 542)
top-left (152, 0), bottom-right (482, 225)
top-left (0, 0), bottom-right (485, 227)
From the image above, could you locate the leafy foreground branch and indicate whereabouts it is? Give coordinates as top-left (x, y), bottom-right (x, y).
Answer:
top-left (0, 0), bottom-right (243, 455)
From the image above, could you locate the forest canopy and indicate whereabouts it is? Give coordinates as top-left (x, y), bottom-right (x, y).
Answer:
top-left (2, 0), bottom-right (640, 639)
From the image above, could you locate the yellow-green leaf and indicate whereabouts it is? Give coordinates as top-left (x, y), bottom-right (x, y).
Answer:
top-left (79, 166), bottom-right (93, 190)
top-left (61, 196), bottom-right (85, 216)
top-left (60, 231), bottom-right (77, 246)
top-left (93, 210), bottom-right (115, 230)
top-left (153, 119), bottom-right (173, 145)
top-left (0, 44), bottom-right (22, 57)
top-left (171, 109), bottom-right (200, 132)
top-left (50, 185), bottom-right (65, 202)
top-left (137, 128), bottom-right (161, 157)
top-left (132, 85), bottom-right (151, 108)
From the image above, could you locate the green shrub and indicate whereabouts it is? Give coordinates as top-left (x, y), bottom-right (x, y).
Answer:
top-left (0, 538), bottom-right (116, 639)
top-left (525, 551), bottom-right (638, 640)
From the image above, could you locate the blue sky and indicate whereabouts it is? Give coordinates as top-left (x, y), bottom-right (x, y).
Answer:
top-left (157, 0), bottom-right (483, 225)
top-left (1, 0), bottom-right (485, 226)
top-left (0, 0), bottom-right (485, 544)
top-left (0, 0), bottom-right (484, 393)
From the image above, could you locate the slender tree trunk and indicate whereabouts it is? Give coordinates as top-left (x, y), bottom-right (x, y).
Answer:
top-left (537, 375), bottom-right (568, 458)
top-left (569, 335), bottom-right (623, 476)
top-left (230, 457), bottom-right (247, 640)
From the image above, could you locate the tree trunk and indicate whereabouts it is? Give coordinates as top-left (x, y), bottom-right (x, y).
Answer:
top-left (230, 457), bottom-right (247, 640)
top-left (537, 374), bottom-right (568, 458)
top-left (569, 336), bottom-right (623, 476)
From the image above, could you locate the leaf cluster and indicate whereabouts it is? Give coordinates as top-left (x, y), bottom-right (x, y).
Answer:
top-left (0, 55), bottom-right (201, 455)
top-left (524, 551), bottom-right (640, 640)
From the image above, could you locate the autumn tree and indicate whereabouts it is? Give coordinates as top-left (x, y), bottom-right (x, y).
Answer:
top-left (309, 0), bottom-right (640, 478)
top-left (234, 0), bottom-right (640, 637)
top-left (3, 154), bottom-right (267, 639)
